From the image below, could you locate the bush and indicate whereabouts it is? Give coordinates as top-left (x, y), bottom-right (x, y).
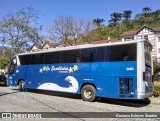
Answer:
top-left (152, 82), bottom-right (160, 97)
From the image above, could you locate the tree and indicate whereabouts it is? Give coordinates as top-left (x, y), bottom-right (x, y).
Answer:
top-left (122, 10), bottom-right (133, 29)
top-left (108, 12), bottom-right (122, 26)
top-left (123, 10), bottom-right (132, 21)
top-left (143, 7), bottom-right (152, 13)
top-left (0, 7), bottom-right (42, 53)
top-left (46, 16), bottom-right (95, 45)
top-left (93, 18), bottom-right (105, 28)
top-left (0, 49), bottom-right (16, 69)
top-left (143, 7), bottom-right (152, 17)
top-left (153, 10), bottom-right (160, 18)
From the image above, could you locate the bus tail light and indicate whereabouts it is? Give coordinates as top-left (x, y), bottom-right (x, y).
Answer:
top-left (143, 72), bottom-right (145, 81)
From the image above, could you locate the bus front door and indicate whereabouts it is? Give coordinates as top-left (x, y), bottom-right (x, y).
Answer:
top-left (8, 57), bottom-right (17, 86)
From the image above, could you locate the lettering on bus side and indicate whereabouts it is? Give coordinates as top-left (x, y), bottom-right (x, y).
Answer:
top-left (126, 67), bottom-right (134, 71)
top-left (39, 65), bottom-right (78, 74)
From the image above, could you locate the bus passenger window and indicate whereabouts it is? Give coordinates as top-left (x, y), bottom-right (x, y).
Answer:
top-left (121, 51), bottom-right (128, 61)
top-left (19, 55), bottom-right (31, 65)
top-left (76, 55), bottom-right (80, 63)
top-left (44, 52), bottom-right (60, 64)
top-left (93, 47), bottom-right (105, 62)
top-left (105, 47), bottom-right (111, 62)
top-left (30, 53), bottom-right (44, 64)
top-left (80, 49), bottom-right (89, 62)
top-left (60, 50), bottom-right (79, 63)
top-left (108, 44), bottom-right (137, 62)
top-left (89, 53), bottom-right (93, 62)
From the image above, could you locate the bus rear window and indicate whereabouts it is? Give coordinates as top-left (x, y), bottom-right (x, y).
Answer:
top-left (144, 44), bottom-right (152, 66)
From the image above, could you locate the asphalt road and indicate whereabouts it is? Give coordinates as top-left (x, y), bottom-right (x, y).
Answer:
top-left (0, 86), bottom-right (160, 121)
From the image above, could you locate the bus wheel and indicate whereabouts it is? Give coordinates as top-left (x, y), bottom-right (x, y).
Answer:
top-left (81, 85), bottom-right (96, 102)
top-left (19, 80), bottom-right (25, 92)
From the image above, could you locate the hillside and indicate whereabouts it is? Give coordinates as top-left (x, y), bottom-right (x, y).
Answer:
top-left (80, 8), bottom-right (160, 42)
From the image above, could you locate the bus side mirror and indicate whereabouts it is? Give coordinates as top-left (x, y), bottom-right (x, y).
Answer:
top-left (11, 61), bottom-right (15, 65)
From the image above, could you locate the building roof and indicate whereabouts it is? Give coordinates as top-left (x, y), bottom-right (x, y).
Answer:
top-left (76, 42), bottom-right (88, 45)
top-left (107, 38), bottom-right (121, 43)
top-left (92, 40), bottom-right (108, 44)
top-left (47, 42), bottom-right (59, 48)
top-left (32, 44), bottom-right (43, 49)
top-left (121, 30), bottom-right (138, 37)
top-left (121, 26), bottom-right (156, 37)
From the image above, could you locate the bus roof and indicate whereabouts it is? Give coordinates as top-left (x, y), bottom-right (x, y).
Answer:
top-left (17, 39), bottom-right (151, 56)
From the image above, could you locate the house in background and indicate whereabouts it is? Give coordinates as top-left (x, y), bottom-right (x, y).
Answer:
top-left (29, 41), bottom-right (67, 52)
top-left (154, 27), bottom-right (160, 62)
top-left (121, 26), bottom-right (160, 62)
top-left (43, 42), bottom-right (60, 50)
top-left (30, 44), bottom-right (43, 52)
top-left (28, 26), bottom-right (160, 62)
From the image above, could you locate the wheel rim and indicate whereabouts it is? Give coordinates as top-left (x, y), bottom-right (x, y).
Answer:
top-left (84, 89), bottom-right (92, 98)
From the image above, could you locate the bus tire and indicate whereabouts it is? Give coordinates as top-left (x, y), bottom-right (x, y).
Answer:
top-left (19, 80), bottom-right (25, 92)
top-left (81, 84), bottom-right (96, 102)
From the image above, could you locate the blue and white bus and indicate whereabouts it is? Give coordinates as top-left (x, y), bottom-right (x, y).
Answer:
top-left (8, 39), bottom-right (153, 101)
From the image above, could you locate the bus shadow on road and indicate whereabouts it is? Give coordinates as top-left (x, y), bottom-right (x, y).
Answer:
top-left (26, 89), bottom-right (150, 107)
top-left (0, 91), bottom-right (19, 96)
top-left (0, 85), bottom-right (8, 87)
top-left (26, 89), bottom-right (82, 100)
top-left (97, 98), bottom-right (151, 107)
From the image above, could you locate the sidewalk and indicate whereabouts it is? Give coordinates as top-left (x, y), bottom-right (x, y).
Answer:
top-left (150, 97), bottom-right (160, 105)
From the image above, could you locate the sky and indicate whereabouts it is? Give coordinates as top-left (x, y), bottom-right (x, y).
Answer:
top-left (0, 0), bottom-right (160, 26)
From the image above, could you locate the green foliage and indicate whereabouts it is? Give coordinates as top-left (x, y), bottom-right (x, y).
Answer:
top-left (0, 49), bottom-right (18, 69)
top-left (83, 8), bottom-right (160, 42)
top-left (123, 10), bottom-right (132, 21)
top-left (153, 59), bottom-right (160, 81)
top-left (108, 12), bottom-right (122, 26)
top-left (153, 82), bottom-right (160, 97)
top-left (93, 18), bottom-right (105, 28)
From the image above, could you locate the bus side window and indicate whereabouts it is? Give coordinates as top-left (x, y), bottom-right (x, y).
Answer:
top-left (60, 50), bottom-right (79, 63)
top-left (80, 47), bottom-right (105, 62)
top-left (94, 47), bottom-right (105, 62)
top-left (76, 55), bottom-right (81, 63)
top-left (105, 47), bottom-right (111, 62)
top-left (89, 53), bottom-right (93, 62)
top-left (80, 49), bottom-right (89, 62)
top-left (44, 52), bottom-right (60, 64)
top-left (30, 53), bottom-right (44, 64)
top-left (121, 51), bottom-right (128, 61)
top-left (107, 44), bottom-right (137, 62)
top-left (19, 55), bottom-right (31, 65)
